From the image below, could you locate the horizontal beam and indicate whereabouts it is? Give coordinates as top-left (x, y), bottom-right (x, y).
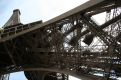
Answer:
top-left (85, 0), bottom-right (121, 16)
top-left (0, 0), bottom-right (105, 43)
top-left (86, 3), bottom-right (121, 16)
top-left (69, 13), bottom-right (121, 44)
top-left (39, 0), bottom-right (105, 26)
top-left (0, 66), bottom-right (107, 80)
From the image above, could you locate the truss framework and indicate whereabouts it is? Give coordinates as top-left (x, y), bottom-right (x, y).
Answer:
top-left (0, 0), bottom-right (121, 80)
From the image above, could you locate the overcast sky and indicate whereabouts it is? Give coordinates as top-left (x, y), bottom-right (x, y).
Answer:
top-left (0, 0), bottom-right (89, 27)
top-left (0, 0), bottom-right (91, 80)
top-left (1, 0), bottom-right (121, 80)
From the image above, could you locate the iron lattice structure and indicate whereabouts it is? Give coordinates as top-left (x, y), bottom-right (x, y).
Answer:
top-left (0, 0), bottom-right (121, 80)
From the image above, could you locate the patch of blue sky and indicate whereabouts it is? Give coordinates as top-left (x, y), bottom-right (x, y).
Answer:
top-left (9, 72), bottom-right (27, 80)
top-left (0, 0), bottom-right (90, 80)
top-left (0, 0), bottom-right (24, 27)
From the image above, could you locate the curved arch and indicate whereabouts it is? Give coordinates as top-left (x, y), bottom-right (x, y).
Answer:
top-left (0, 66), bottom-right (106, 80)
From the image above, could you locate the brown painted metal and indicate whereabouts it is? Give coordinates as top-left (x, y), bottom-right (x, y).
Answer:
top-left (0, 0), bottom-right (121, 80)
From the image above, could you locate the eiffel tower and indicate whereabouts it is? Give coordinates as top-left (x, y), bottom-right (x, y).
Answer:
top-left (0, 0), bottom-right (121, 80)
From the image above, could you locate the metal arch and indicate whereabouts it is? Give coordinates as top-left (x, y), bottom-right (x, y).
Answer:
top-left (0, 66), bottom-right (107, 80)
top-left (0, 0), bottom-right (121, 80)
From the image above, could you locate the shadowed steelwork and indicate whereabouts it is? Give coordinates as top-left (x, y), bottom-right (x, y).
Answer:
top-left (0, 0), bottom-right (121, 80)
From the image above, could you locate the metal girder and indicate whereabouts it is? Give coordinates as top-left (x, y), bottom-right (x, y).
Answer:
top-left (3, 42), bottom-right (16, 66)
top-left (0, 66), bottom-right (108, 80)
top-left (100, 13), bottom-right (121, 29)
top-left (2, 9), bottom-right (21, 28)
top-left (0, 0), bottom-right (121, 80)
top-left (81, 15), bottom-right (111, 45)
top-left (85, 0), bottom-right (121, 16)
top-left (68, 13), bottom-right (121, 45)
top-left (0, 0), bottom-right (105, 43)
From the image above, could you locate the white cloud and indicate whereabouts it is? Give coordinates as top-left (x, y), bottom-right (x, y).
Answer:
top-left (0, 0), bottom-right (89, 25)
top-left (69, 76), bottom-right (81, 80)
top-left (0, 0), bottom-right (89, 80)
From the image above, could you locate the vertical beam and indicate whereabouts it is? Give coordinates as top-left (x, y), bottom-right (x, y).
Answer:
top-left (3, 43), bottom-right (16, 66)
